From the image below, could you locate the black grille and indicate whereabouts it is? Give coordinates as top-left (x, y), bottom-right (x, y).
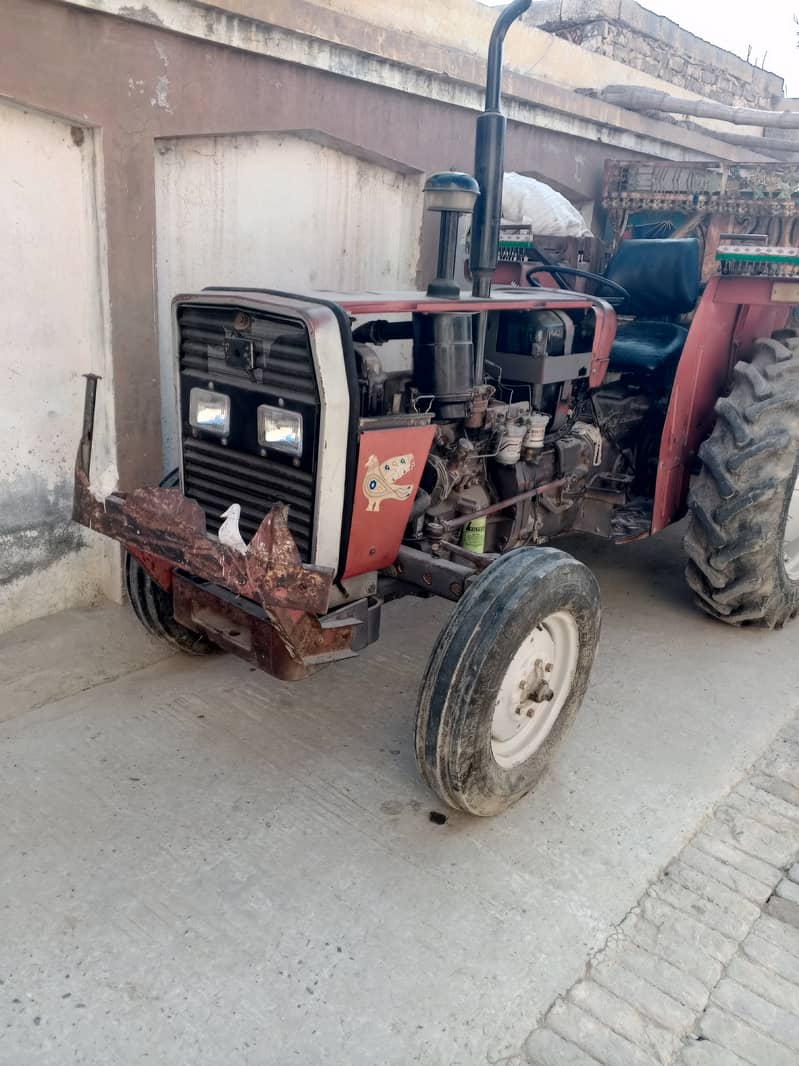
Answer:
top-left (182, 438), bottom-right (314, 556)
top-left (176, 303), bottom-right (319, 561)
top-left (178, 306), bottom-right (317, 403)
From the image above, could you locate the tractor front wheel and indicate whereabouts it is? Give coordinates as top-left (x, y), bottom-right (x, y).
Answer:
top-left (685, 333), bottom-right (799, 627)
top-left (124, 469), bottom-right (216, 655)
top-left (415, 548), bottom-right (601, 817)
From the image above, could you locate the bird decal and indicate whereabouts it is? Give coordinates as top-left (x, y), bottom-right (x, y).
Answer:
top-left (362, 453), bottom-right (415, 513)
top-left (218, 503), bottom-right (248, 554)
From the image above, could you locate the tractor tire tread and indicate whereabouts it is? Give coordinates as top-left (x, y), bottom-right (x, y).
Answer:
top-left (124, 469), bottom-right (216, 655)
top-left (733, 360), bottom-right (772, 400)
top-left (727, 432), bottom-right (790, 472)
top-left (684, 334), bottom-right (799, 627)
top-left (415, 548), bottom-right (600, 817)
top-left (683, 550), bottom-right (727, 591)
top-left (714, 398), bottom-right (753, 447)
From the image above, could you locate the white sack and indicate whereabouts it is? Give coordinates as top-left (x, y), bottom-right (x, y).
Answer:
top-left (501, 172), bottom-right (591, 237)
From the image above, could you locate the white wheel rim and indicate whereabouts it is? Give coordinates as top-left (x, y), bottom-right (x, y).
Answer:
top-left (491, 610), bottom-right (580, 770)
top-left (785, 478), bottom-right (799, 582)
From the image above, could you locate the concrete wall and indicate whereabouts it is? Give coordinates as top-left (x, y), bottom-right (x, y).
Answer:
top-left (154, 131), bottom-right (423, 470)
top-left (0, 100), bottom-right (118, 633)
top-left (66, 0), bottom-right (778, 140)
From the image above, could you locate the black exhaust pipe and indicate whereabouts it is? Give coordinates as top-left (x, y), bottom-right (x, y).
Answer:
top-left (470, 0), bottom-right (532, 300)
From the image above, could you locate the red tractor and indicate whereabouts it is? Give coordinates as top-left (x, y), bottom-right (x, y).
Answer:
top-left (73, 0), bottom-right (799, 816)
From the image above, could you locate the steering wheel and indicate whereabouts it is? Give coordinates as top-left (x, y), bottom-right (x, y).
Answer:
top-left (525, 265), bottom-right (631, 309)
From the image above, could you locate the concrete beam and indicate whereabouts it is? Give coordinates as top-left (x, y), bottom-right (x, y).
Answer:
top-left (64, 0), bottom-right (774, 162)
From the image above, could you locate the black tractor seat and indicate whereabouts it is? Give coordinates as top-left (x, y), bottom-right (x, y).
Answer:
top-left (609, 320), bottom-right (688, 374)
top-left (603, 238), bottom-right (701, 375)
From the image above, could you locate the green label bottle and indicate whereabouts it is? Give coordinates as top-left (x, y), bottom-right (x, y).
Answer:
top-left (461, 515), bottom-right (487, 553)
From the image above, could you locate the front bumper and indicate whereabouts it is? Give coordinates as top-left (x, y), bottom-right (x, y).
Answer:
top-left (73, 375), bottom-right (370, 680)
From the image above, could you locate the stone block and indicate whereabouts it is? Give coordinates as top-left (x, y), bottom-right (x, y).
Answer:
top-left (654, 869), bottom-right (758, 941)
top-left (726, 954), bottom-right (799, 1016)
top-left (750, 773), bottom-right (799, 812)
top-left (591, 959), bottom-right (695, 1031)
top-left (569, 979), bottom-right (678, 1063)
top-left (523, 1026), bottom-right (601, 1066)
top-left (699, 1006), bottom-right (797, 1066)
top-left (692, 830), bottom-right (781, 887)
top-left (621, 914), bottom-right (723, 990)
top-left (759, 743), bottom-right (799, 790)
top-left (546, 999), bottom-right (660, 1066)
top-left (756, 913), bottom-right (799, 958)
top-left (707, 806), bottom-right (796, 868)
top-left (678, 1040), bottom-right (751, 1065)
top-left (766, 896), bottom-right (799, 931)
top-left (742, 933), bottom-right (799, 987)
top-left (777, 879), bottom-right (799, 906)
top-left (639, 896), bottom-right (737, 965)
top-left (679, 844), bottom-right (774, 905)
top-left (603, 939), bottom-right (710, 1012)
top-left (726, 788), bottom-right (799, 836)
top-left (713, 977), bottom-right (799, 1051)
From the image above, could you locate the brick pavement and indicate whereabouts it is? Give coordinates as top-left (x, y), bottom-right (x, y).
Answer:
top-left (522, 720), bottom-right (799, 1066)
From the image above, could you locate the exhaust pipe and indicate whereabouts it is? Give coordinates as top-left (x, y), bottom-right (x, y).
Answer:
top-left (470, 0), bottom-right (532, 300)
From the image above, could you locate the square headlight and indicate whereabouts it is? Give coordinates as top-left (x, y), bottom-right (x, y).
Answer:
top-left (257, 404), bottom-right (302, 457)
top-left (189, 388), bottom-right (230, 435)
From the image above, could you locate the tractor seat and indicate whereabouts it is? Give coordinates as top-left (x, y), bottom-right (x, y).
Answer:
top-left (604, 238), bottom-right (701, 375)
top-left (609, 320), bottom-right (688, 374)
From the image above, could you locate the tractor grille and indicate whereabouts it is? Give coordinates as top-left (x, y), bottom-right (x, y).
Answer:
top-left (182, 438), bottom-right (314, 556)
top-left (176, 302), bottom-right (319, 562)
top-left (178, 306), bottom-right (318, 404)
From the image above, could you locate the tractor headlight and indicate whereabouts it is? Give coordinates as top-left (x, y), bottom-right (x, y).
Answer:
top-left (189, 388), bottom-right (230, 435)
top-left (257, 404), bottom-right (302, 457)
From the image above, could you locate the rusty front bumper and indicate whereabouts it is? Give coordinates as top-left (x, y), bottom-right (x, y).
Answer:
top-left (73, 375), bottom-right (369, 679)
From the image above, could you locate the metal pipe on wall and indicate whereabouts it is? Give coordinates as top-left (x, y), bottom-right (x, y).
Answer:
top-left (598, 85), bottom-right (799, 129)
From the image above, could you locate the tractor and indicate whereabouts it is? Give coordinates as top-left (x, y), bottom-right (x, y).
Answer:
top-left (73, 0), bottom-right (799, 816)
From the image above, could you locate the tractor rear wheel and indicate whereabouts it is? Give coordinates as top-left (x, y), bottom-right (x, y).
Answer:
top-left (124, 469), bottom-right (216, 655)
top-left (415, 548), bottom-right (601, 817)
top-left (685, 333), bottom-right (799, 627)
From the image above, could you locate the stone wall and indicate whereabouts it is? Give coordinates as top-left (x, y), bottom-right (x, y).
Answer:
top-left (528, 0), bottom-right (784, 110)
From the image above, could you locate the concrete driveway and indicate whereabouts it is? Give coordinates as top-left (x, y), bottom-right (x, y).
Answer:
top-left (2, 524), bottom-right (798, 1065)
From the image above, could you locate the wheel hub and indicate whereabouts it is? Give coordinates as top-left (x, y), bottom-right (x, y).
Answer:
top-left (491, 611), bottom-right (580, 770)
top-left (528, 677), bottom-right (554, 707)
